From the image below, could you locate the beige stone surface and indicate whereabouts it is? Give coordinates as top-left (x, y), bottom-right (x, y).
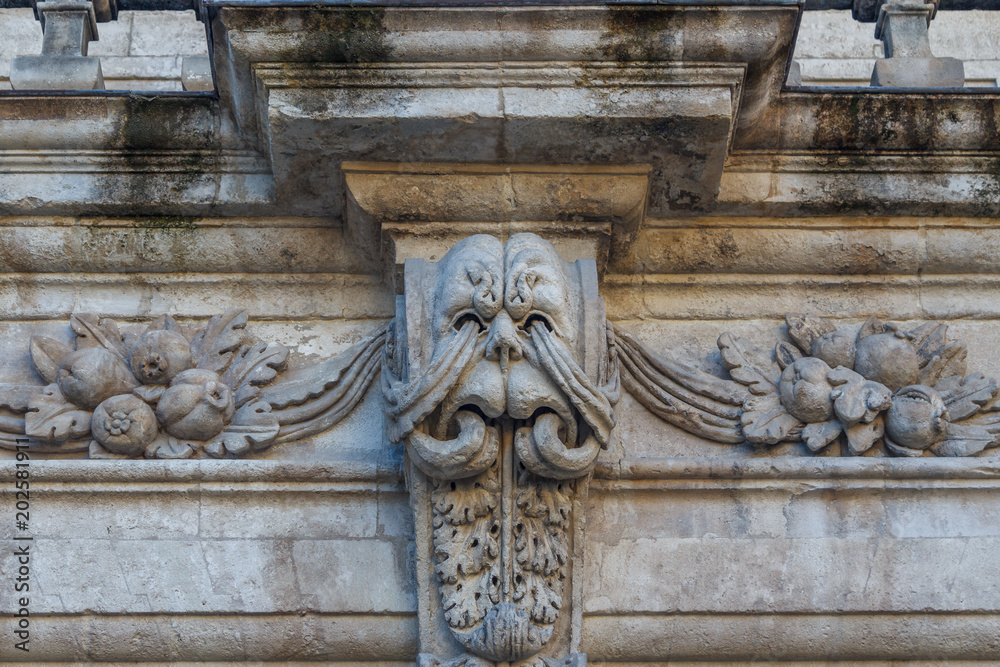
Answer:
top-left (0, 2), bottom-right (997, 664)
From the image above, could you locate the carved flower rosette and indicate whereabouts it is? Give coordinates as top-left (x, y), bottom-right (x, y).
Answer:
top-left (14, 309), bottom-right (288, 459)
top-left (724, 314), bottom-right (1000, 457)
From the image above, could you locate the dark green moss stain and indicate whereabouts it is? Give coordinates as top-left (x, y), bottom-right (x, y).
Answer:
top-left (294, 8), bottom-right (390, 65)
top-left (131, 216), bottom-right (198, 232)
top-left (103, 95), bottom-right (219, 212)
top-left (599, 7), bottom-right (678, 66)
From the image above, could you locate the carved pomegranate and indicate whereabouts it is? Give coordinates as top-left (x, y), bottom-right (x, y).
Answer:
top-left (92, 394), bottom-right (159, 456)
top-left (130, 329), bottom-right (193, 385)
top-left (156, 369), bottom-right (235, 440)
top-left (854, 332), bottom-right (920, 391)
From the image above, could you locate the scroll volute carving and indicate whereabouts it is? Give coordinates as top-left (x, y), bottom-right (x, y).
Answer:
top-left (383, 234), bottom-right (618, 666)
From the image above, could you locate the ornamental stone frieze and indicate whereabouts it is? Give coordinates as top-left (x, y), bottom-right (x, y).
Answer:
top-left (3, 232), bottom-right (1000, 664)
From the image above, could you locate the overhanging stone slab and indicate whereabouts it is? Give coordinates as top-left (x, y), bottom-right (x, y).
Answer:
top-left (254, 61), bottom-right (743, 220)
top-left (208, 3), bottom-right (801, 216)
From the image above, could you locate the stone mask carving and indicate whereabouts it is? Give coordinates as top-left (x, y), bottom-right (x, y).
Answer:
top-left (382, 233), bottom-right (619, 665)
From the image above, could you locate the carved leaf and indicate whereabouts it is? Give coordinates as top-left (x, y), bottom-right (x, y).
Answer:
top-left (222, 341), bottom-right (289, 402)
top-left (802, 419), bottom-right (842, 452)
top-left (527, 576), bottom-right (562, 624)
top-left (740, 394), bottom-right (802, 444)
top-left (204, 402), bottom-right (280, 458)
top-left (144, 433), bottom-right (195, 459)
top-left (192, 308), bottom-right (249, 374)
top-left (435, 517), bottom-right (500, 584)
top-left (29, 336), bottom-right (72, 384)
top-left (718, 333), bottom-right (778, 396)
top-left (938, 372), bottom-right (999, 422)
top-left (919, 341), bottom-right (968, 386)
top-left (433, 474), bottom-right (501, 526)
top-left (526, 481), bottom-right (573, 530)
top-left (844, 415), bottom-right (883, 455)
top-left (856, 316), bottom-right (890, 341)
top-left (430, 462), bottom-right (501, 631)
top-left (515, 514), bottom-right (568, 578)
top-left (910, 321), bottom-right (948, 360)
top-left (774, 341), bottom-right (803, 371)
top-left (785, 313), bottom-right (836, 354)
top-left (70, 313), bottom-right (129, 360)
top-left (439, 559), bottom-right (499, 630)
top-left (931, 421), bottom-right (998, 457)
top-left (885, 436), bottom-right (925, 457)
top-left (23, 384), bottom-right (91, 443)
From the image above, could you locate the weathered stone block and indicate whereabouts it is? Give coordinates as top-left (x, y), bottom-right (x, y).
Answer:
top-left (871, 54), bottom-right (965, 86)
top-left (9, 54), bottom-right (103, 90)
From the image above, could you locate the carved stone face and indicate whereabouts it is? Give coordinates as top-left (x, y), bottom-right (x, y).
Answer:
top-left (384, 232), bottom-right (615, 481)
top-left (428, 234), bottom-right (581, 436)
top-left (382, 232), bottom-right (618, 664)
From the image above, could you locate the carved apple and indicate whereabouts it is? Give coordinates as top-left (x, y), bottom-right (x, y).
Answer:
top-left (156, 369), bottom-right (235, 441)
top-left (854, 331), bottom-right (920, 391)
top-left (810, 329), bottom-right (857, 369)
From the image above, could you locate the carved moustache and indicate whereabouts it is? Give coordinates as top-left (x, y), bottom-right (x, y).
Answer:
top-left (381, 314), bottom-right (618, 481)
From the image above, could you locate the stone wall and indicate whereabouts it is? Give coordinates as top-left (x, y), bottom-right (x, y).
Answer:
top-left (0, 3), bottom-right (998, 665)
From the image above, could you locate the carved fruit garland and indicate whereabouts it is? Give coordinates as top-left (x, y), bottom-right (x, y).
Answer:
top-left (726, 314), bottom-right (1000, 456)
top-left (19, 309), bottom-right (288, 458)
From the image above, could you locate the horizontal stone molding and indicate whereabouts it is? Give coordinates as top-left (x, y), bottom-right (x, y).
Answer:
top-left (0, 272), bottom-right (394, 319)
top-left (583, 612), bottom-right (1000, 662)
top-left (0, 613), bottom-right (417, 663)
top-left (0, 149), bottom-right (269, 174)
top-left (7, 455), bottom-right (999, 485)
top-left (593, 455), bottom-right (1000, 484)
top-left (602, 273), bottom-right (1000, 320)
top-left (0, 221), bottom-right (372, 274)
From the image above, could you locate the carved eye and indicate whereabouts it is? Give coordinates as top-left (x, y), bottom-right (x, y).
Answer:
top-left (522, 312), bottom-right (554, 334)
top-left (451, 311), bottom-right (486, 333)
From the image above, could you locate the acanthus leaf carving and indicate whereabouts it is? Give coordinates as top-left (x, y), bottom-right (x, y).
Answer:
top-left (23, 384), bottom-right (92, 444)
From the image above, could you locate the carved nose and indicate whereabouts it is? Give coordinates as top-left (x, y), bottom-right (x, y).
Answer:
top-left (485, 310), bottom-right (523, 367)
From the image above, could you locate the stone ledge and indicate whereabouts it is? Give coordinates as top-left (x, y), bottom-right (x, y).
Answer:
top-left (7, 455), bottom-right (999, 484)
top-left (584, 613), bottom-right (1000, 662)
top-left (0, 613), bottom-right (418, 662)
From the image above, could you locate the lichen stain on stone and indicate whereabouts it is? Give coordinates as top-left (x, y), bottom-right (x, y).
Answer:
top-left (103, 96), bottom-right (218, 207)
